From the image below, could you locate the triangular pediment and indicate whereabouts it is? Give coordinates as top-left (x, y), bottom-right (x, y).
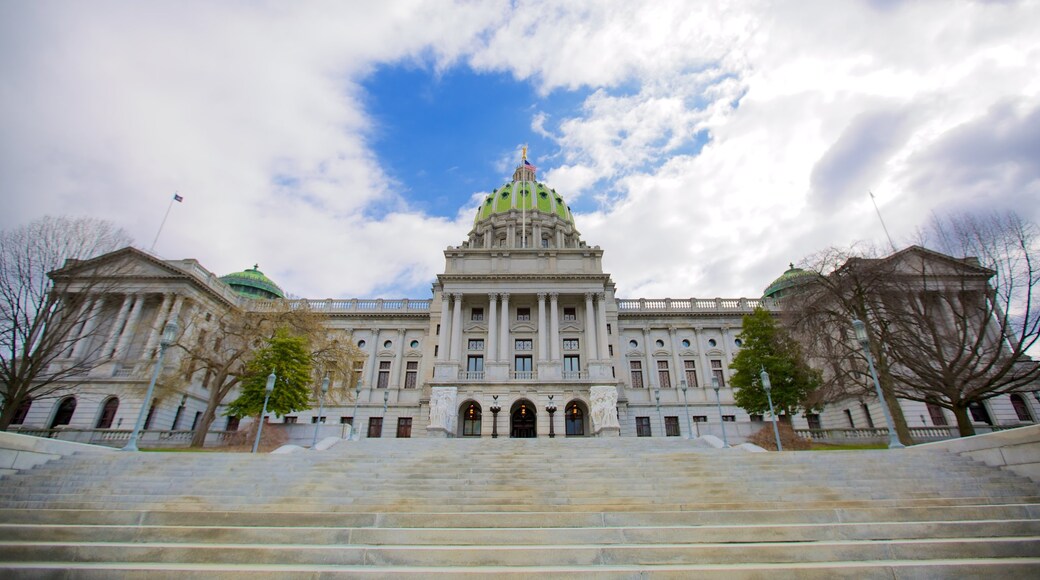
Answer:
top-left (52, 246), bottom-right (197, 280)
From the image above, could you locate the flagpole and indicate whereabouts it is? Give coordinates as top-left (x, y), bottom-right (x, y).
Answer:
top-left (869, 190), bottom-right (897, 253)
top-left (150, 192), bottom-right (178, 253)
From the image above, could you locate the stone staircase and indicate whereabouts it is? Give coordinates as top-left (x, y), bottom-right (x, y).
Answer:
top-left (0, 437), bottom-right (1038, 578)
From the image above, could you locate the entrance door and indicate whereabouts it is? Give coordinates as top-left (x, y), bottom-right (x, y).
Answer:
top-left (510, 400), bottom-right (537, 438)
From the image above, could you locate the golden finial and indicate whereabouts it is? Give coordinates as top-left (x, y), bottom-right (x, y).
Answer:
top-left (521, 144), bottom-right (528, 161)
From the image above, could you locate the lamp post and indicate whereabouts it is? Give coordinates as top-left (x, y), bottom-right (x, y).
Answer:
top-left (490, 395), bottom-right (501, 438)
top-left (712, 376), bottom-right (728, 447)
top-left (546, 395), bottom-right (557, 438)
top-left (310, 376), bottom-right (330, 449)
top-left (654, 388), bottom-right (665, 437)
top-left (123, 321), bottom-right (178, 452)
top-left (760, 368), bottom-right (782, 452)
top-left (852, 319), bottom-right (905, 449)
top-left (680, 379), bottom-right (694, 439)
top-left (382, 390), bottom-right (389, 416)
top-left (350, 381), bottom-right (362, 440)
top-left (252, 372), bottom-right (276, 454)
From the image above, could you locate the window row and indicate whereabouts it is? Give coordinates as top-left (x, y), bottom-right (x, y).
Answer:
top-left (469, 307), bottom-right (579, 322)
top-left (356, 339), bottom-right (422, 349)
top-left (628, 359), bottom-right (726, 389)
top-left (628, 337), bottom-right (742, 350)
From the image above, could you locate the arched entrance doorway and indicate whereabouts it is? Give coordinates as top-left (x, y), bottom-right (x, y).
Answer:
top-left (95, 397), bottom-right (119, 428)
top-left (49, 396), bottom-right (77, 429)
top-left (565, 400), bottom-right (588, 436)
top-left (510, 399), bottom-right (537, 438)
top-left (459, 401), bottom-right (482, 437)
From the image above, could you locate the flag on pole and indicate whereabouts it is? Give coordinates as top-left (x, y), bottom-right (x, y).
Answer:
top-left (173, 194), bottom-right (184, 202)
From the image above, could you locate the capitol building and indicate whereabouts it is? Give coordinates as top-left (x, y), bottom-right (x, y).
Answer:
top-left (9, 156), bottom-right (1037, 444)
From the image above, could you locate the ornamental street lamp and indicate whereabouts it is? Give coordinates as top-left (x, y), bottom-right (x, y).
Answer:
top-left (310, 376), bottom-right (330, 449)
top-left (382, 390), bottom-right (389, 417)
top-left (712, 376), bottom-right (729, 447)
top-left (546, 395), bottom-right (557, 438)
top-left (252, 372), bottom-right (276, 454)
top-left (654, 388), bottom-right (664, 437)
top-left (852, 319), bottom-right (905, 449)
top-left (490, 395), bottom-right (501, 438)
top-left (123, 321), bottom-right (178, 452)
top-left (760, 367), bottom-right (783, 452)
top-left (680, 379), bottom-right (694, 440)
top-left (350, 381), bottom-right (362, 440)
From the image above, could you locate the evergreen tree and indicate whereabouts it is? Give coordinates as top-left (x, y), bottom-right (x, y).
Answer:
top-left (731, 308), bottom-right (820, 421)
top-left (226, 328), bottom-right (313, 419)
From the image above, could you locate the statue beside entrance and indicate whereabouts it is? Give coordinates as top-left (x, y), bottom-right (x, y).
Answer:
top-left (427, 387), bottom-right (457, 438)
top-left (589, 385), bottom-right (621, 437)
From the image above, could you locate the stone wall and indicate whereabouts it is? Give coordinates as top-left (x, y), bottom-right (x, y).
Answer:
top-left (911, 424), bottom-right (1040, 482)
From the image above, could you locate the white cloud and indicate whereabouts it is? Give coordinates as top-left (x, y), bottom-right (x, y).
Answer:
top-left (3, 0), bottom-right (1038, 301)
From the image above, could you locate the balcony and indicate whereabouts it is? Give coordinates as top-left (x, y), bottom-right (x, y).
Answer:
top-left (511, 370), bottom-right (536, 380)
top-left (458, 370), bottom-right (485, 381)
top-left (562, 370), bottom-right (588, 380)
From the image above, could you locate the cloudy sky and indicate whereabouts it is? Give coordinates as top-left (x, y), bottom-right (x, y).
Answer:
top-left (2, 0), bottom-right (1038, 300)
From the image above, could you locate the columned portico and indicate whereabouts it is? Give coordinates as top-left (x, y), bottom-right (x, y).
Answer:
top-left (450, 292), bottom-right (463, 362)
top-left (487, 293), bottom-right (498, 362)
top-left (584, 292), bottom-right (598, 364)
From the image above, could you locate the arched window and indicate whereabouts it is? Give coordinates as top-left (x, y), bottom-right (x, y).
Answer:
top-left (1010, 394), bottom-right (1034, 422)
top-left (10, 398), bottom-right (32, 425)
top-left (95, 397), bottom-right (119, 429)
top-left (565, 401), bottom-right (585, 436)
top-left (49, 396), bottom-right (77, 428)
top-left (462, 402), bottom-right (482, 437)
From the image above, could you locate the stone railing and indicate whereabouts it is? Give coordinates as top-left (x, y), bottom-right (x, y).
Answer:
top-left (562, 370), bottom-right (589, 380)
top-left (252, 298), bottom-right (432, 314)
top-left (616, 297), bottom-right (778, 314)
top-left (458, 370), bottom-right (485, 381)
top-left (511, 370), bottom-right (536, 380)
top-left (8, 427), bottom-right (238, 448)
top-left (794, 425), bottom-right (1016, 444)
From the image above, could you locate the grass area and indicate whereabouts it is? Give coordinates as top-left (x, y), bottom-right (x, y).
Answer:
top-left (809, 442), bottom-right (889, 451)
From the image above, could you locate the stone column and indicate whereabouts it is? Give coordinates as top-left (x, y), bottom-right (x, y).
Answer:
top-left (642, 326), bottom-right (657, 390)
top-left (487, 293), bottom-right (498, 362)
top-left (450, 293), bottom-right (463, 363)
top-left (114, 294), bottom-right (145, 359)
top-left (142, 293), bottom-right (173, 359)
top-left (70, 296), bottom-right (104, 359)
top-left (669, 326), bottom-right (683, 387)
top-left (391, 328), bottom-right (406, 387)
top-left (499, 293), bottom-right (510, 363)
top-left (537, 292), bottom-right (548, 361)
top-left (549, 292), bottom-right (561, 362)
top-left (102, 294), bottom-right (133, 357)
top-left (596, 292), bottom-right (610, 361)
top-left (584, 292), bottom-right (598, 364)
top-left (694, 327), bottom-right (711, 389)
top-left (436, 292), bottom-right (450, 362)
top-left (365, 331), bottom-right (379, 388)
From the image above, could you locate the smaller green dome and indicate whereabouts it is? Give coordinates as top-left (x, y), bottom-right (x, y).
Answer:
top-left (763, 263), bottom-right (818, 300)
top-left (220, 264), bottom-right (284, 300)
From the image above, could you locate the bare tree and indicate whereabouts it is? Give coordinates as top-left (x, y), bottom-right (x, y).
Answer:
top-left (883, 211), bottom-right (1040, 435)
top-left (783, 243), bottom-right (914, 445)
top-left (171, 300), bottom-right (361, 448)
top-left (0, 216), bottom-right (133, 430)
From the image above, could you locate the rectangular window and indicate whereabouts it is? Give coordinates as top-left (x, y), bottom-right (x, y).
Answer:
top-left (684, 360), bottom-right (698, 388)
top-left (367, 417), bottom-right (382, 438)
top-left (404, 361), bottom-right (418, 389)
top-left (311, 416), bottom-right (326, 424)
top-left (434, 345), bottom-right (438, 357)
top-left (563, 355), bottom-right (580, 373)
top-left (563, 307), bottom-right (576, 321)
top-left (516, 307), bottom-right (531, 321)
top-left (657, 360), bottom-right (671, 389)
top-left (468, 339), bottom-right (484, 351)
top-left (749, 414), bottom-right (763, 422)
top-left (636, 417), bottom-right (652, 437)
top-left (377, 361), bottom-right (390, 388)
top-left (861, 403), bottom-right (875, 428)
top-left (607, 324), bottom-right (612, 335)
top-left (692, 415), bottom-right (707, 423)
top-left (562, 338), bottom-right (579, 350)
top-left (722, 415), bottom-right (736, 422)
top-left (665, 416), bottom-right (680, 437)
top-left (608, 345), bottom-right (613, 356)
top-left (396, 417), bottom-right (412, 438)
top-left (844, 409), bottom-right (855, 428)
top-left (284, 416), bottom-right (298, 424)
top-left (806, 413), bottom-right (822, 430)
top-left (630, 360), bottom-right (643, 388)
top-left (514, 355), bottom-right (533, 372)
top-left (515, 339), bottom-right (533, 351)
top-left (926, 403), bottom-right (947, 426)
top-left (471, 308), bottom-right (484, 321)
top-left (190, 411), bottom-right (202, 431)
top-left (225, 416), bottom-right (240, 431)
top-left (467, 355), bottom-right (484, 372)
top-left (711, 359), bottom-right (725, 388)
top-left (143, 402), bottom-right (157, 429)
top-left (353, 360), bottom-right (364, 384)
top-left (340, 417), bottom-right (353, 425)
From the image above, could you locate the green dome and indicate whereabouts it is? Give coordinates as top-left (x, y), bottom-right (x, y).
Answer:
top-left (220, 265), bottom-right (285, 300)
top-left (763, 263), bottom-right (819, 300)
top-left (474, 159), bottom-right (575, 226)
